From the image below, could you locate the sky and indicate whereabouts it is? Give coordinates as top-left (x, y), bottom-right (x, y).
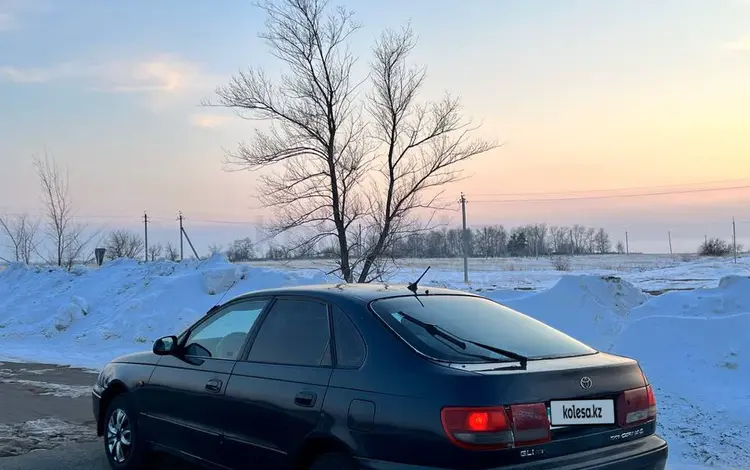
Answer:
top-left (1, 0), bottom-right (749, 255)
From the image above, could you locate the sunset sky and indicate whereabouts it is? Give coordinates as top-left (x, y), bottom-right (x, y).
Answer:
top-left (1, 0), bottom-right (749, 254)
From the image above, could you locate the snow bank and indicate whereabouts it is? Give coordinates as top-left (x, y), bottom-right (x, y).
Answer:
top-left (625, 257), bottom-right (750, 292)
top-left (628, 275), bottom-right (750, 322)
top-left (0, 257), bottom-right (333, 368)
top-left (495, 275), bottom-right (649, 350)
top-left (613, 314), bottom-right (750, 469)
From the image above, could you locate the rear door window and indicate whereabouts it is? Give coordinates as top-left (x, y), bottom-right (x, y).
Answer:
top-left (246, 298), bottom-right (332, 367)
top-left (370, 295), bottom-right (595, 363)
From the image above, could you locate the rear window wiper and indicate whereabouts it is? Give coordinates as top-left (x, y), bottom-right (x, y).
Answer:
top-left (394, 311), bottom-right (528, 370)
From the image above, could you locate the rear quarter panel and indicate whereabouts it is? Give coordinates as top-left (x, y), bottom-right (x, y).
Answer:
top-left (321, 298), bottom-right (478, 467)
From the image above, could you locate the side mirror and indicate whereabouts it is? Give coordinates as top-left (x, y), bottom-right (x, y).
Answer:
top-left (153, 335), bottom-right (178, 356)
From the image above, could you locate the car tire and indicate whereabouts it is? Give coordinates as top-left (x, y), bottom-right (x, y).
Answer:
top-left (103, 394), bottom-right (149, 469)
top-left (308, 452), bottom-right (358, 470)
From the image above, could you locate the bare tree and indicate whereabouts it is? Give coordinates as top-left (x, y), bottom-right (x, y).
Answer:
top-left (594, 228), bottom-right (611, 254)
top-left (105, 229), bottom-right (145, 260)
top-left (34, 152), bottom-right (95, 268)
top-left (0, 214), bottom-right (40, 264)
top-left (208, 0), bottom-right (366, 281)
top-left (63, 228), bottom-right (102, 269)
top-left (209, 0), bottom-right (495, 282)
top-left (226, 238), bottom-right (255, 262)
top-left (148, 243), bottom-right (164, 261)
top-left (165, 242), bottom-right (179, 262)
top-left (357, 25), bottom-right (496, 281)
top-left (549, 226), bottom-right (568, 254)
top-left (207, 243), bottom-right (224, 258)
top-left (571, 225), bottom-right (586, 254)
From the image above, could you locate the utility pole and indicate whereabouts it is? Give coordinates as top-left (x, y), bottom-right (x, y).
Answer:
top-left (144, 212), bottom-right (149, 261)
top-left (460, 193), bottom-right (469, 284)
top-left (668, 231), bottom-right (673, 256)
top-left (733, 217), bottom-right (737, 263)
top-left (625, 231), bottom-right (629, 255)
top-left (178, 211), bottom-right (184, 261)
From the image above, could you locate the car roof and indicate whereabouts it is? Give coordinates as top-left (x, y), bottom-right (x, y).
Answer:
top-left (229, 283), bottom-right (480, 304)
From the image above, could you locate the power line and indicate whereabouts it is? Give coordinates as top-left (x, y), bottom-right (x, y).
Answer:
top-left (0, 211), bottom-right (263, 226)
top-left (472, 177), bottom-right (750, 198)
top-left (470, 184), bottom-right (750, 204)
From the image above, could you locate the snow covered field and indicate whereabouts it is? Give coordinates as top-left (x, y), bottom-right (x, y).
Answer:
top-left (1, 254), bottom-right (749, 468)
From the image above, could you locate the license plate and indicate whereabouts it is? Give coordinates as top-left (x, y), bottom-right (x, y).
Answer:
top-left (549, 399), bottom-right (615, 426)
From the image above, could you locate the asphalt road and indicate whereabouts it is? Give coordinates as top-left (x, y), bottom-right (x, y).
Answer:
top-left (0, 360), bottom-right (203, 469)
top-left (1, 442), bottom-right (109, 470)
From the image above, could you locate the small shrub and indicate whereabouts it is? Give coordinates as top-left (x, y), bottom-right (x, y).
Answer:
top-left (698, 238), bottom-right (732, 257)
top-left (550, 256), bottom-right (572, 271)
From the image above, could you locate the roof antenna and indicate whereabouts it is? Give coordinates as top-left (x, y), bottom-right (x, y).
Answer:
top-left (407, 266), bottom-right (431, 293)
top-left (208, 278), bottom-right (239, 313)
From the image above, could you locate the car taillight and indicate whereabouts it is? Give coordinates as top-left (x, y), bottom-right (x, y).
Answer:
top-left (440, 404), bottom-right (550, 450)
top-left (617, 384), bottom-right (657, 427)
top-left (509, 403), bottom-right (551, 446)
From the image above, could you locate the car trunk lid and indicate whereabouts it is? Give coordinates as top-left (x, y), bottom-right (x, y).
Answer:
top-left (438, 351), bottom-right (658, 466)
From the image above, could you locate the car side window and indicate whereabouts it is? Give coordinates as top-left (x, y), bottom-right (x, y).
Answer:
top-left (246, 298), bottom-right (332, 367)
top-left (333, 306), bottom-right (366, 368)
top-left (184, 299), bottom-right (268, 360)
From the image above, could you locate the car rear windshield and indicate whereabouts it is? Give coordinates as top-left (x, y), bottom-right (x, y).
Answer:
top-left (370, 295), bottom-right (596, 363)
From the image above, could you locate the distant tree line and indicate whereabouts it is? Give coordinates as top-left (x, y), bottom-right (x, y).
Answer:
top-left (4, 222), bottom-right (744, 266)
top-left (280, 224), bottom-right (620, 259)
top-left (388, 224), bottom-right (616, 258)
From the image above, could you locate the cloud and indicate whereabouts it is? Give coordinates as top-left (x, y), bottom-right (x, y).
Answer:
top-left (0, 12), bottom-right (17, 31)
top-left (0, 0), bottom-right (51, 33)
top-left (723, 36), bottom-right (750, 52)
top-left (96, 56), bottom-right (219, 95)
top-left (0, 55), bottom-right (224, 110)
top-left (190, 113), bottom-right (232, 129)
top-left (0, 62), bottom-right (85, 82)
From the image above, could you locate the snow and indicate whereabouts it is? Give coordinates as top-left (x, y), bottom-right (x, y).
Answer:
top-left (613, 314), bottom-right (750, 469)
top-left (498, 275), bottom-right (649, 351)
top-left (0, 255), bottom-right (332, 367)
top-left (0, 377), bottom-right (92, 399)
top-left (1, 253), bottom-right (749, 468)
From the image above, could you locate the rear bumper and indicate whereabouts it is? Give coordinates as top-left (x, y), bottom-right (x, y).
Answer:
top-left (358, 434), bottom-right (667, 470)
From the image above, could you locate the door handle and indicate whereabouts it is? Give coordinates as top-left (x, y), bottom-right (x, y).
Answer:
top-left (294, 391), bottom-right (317, 407)
top-left (205, 379), bottom-right (222, 393)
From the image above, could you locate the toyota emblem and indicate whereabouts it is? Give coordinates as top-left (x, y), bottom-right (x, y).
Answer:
top-left (580, 376), bottom-right (593, 389)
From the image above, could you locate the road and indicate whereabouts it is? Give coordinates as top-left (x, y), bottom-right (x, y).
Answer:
top-left (0, 361), bottom-right (195, 469)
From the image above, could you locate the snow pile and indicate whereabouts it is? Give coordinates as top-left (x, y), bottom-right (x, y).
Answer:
top-left (628, 275), bottom-right (750, 322)
top-left (0, 256), bottom-right (333, 367)
top-left (495, 275), bottom-right (649, 350)
top-left (625, 257), bottom-right (750, 292)
top-left (613, 313), bottom-right (750, 469)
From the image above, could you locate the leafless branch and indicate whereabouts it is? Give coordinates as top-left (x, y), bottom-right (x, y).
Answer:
top-left (205, 0), bottom-right (371, 281)
top-left (0, 213), bottom-right (40, 264)
top-left (356, 24), bottom-right (497, 282)
top-left (209, 5), bottom-right (498, 282)
top-left (105, 229), bottom-right (145, 260)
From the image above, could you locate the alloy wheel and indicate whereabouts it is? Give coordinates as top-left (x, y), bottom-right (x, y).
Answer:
top-left (106, 408), bottom-right (132, 464)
